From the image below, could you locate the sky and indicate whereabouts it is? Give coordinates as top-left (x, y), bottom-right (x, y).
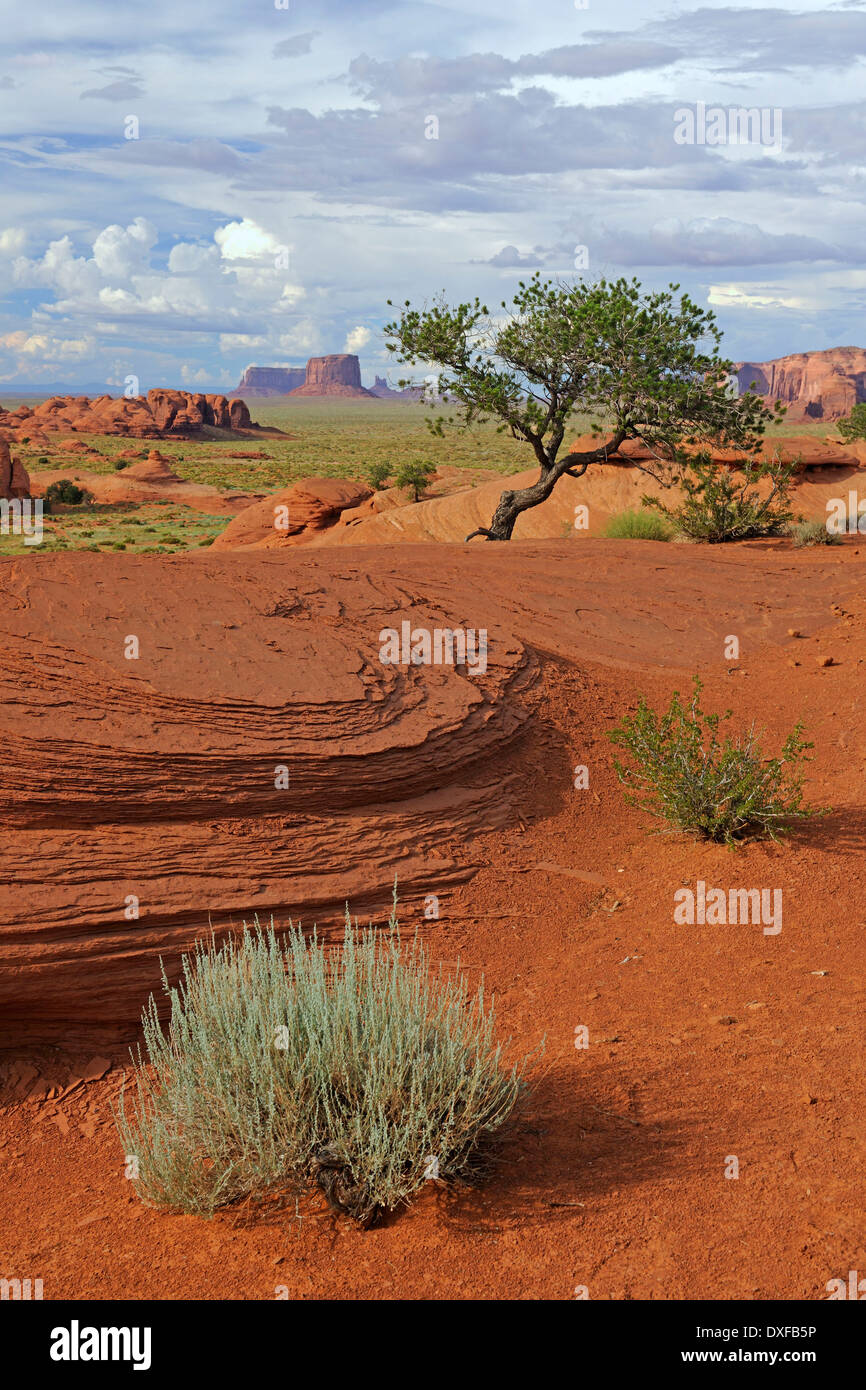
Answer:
top-left (0, 0), bottom-right (865, 391)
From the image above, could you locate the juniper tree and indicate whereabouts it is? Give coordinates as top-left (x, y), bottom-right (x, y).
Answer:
top-left (384, 275), bottom-right (781, 541)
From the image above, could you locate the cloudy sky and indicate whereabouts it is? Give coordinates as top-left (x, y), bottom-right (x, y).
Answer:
top-left (0, 0), bottom-right (864, 390)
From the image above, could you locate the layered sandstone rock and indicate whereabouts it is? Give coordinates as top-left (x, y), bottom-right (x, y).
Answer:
top-left (289, 355), bottom-right (375, 398)
top-left (0, 391), bottom-right (260, 440)
top-left (211, 476), bottom-right (372, 548)
top-left (565, 434), bottom-right (862, 474)
top-left (0, 553), bottom-right (535, 1031)
top-left (735, 348), bottom-right (866, 421)
top-left (0, 438), bottom-right (31, 500)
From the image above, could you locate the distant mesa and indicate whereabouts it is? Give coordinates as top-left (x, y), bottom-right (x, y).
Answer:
top-left (231, 365), bottom-right (306, 397)
top-left (735, 347), bottom-right (866, 422)
top-left (368, 375), bottom-right (425, 401)
top-left (0, 390), bottom-right (270, 441)
top-left (232, 356), bottom-right (421, 400)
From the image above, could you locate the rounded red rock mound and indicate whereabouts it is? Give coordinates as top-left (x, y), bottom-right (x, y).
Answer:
top-left (211, 476), bottom-right (373, 549)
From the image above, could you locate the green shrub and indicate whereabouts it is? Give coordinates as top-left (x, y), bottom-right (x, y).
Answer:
top-left (43, 479), bottom-right (94, 511)
top-left (393, 458), bottom-right (436, 502)
top-left (114, 898), bottom-right (533, 1225)
top-left (114, 459), bottom-right (130, 471)
top-left (790, 519), bottom-right (842, 548)
top-left (37, 455), bottom-right (50, 465)
top-left (643, 451), bottom-right (798, 542)
top-left (366, 460), bottom-right (392, 490)
top-left (837, 402), bottom-right (866, 443)
top-left (607, 675), bottom-right (823, 845)
top-left (601, 508), bottom-right (672, 541)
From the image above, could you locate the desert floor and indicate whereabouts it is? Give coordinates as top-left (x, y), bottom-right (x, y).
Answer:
top-left (1, 537), bottom-right (864, 1300)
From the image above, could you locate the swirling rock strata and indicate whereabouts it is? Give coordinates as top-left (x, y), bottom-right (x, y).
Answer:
top-left (0, 553), bottom-right (534, 1033)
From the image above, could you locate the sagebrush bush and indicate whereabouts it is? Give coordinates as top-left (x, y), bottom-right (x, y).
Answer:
top-left (601, 508), bottom-right (672, 541)
top-left (115, 898), bottom-right (533, 1225)
top-left (790, 519), bottom-right (841, 548)
top-left (607, 676), bottom-right (823, 845)
top-left (643, 451), bottom-right (798, 542)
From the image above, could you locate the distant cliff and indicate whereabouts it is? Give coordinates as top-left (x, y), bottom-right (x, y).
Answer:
top-left (231, 366), bottom-right (306, 397)
top-left (735, 347), bottom-right (866, 421)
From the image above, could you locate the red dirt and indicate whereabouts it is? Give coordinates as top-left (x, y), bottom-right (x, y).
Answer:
top-left (2, 539), bottom-right (865, 1300)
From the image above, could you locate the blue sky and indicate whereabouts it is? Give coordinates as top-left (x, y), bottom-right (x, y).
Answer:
top-left (1, 0), bottom-right (864, 390)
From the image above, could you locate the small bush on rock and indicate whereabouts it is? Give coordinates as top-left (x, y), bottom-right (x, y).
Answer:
top-left (366, 460), bottom-right (392, 490)
top-left (643, 451), bottom-right (798, 542)
top-left (394, 458), bottom-right (436, 502)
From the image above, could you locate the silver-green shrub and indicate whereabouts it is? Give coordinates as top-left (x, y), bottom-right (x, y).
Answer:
top-left (115, 899), bottom-right (533, 1225)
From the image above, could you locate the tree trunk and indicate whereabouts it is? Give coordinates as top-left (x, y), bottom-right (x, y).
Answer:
top-left (466, 433), bottom-right (627, 541)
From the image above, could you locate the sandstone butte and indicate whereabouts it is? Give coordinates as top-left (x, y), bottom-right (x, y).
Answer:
top-left (288, 354), bottom-right (376, 398)
top-left (0, 437), bottom-right (31, 500)
top-left (0, 390), bottom-right (263, 441)
top-left (735, 346), bottom-right (866, 421)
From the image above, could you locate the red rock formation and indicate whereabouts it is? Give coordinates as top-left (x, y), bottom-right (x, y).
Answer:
top-left (735, 348), bottom-right (866, 421)
top-left (289, 355), bottom-right (375, 398)
top-left (0, 552), bottom-right (532, 1031)
top-left (123, 451), bottom-right (182, 484)
top-left (0, 391), bottom-right (262, 440)
top-left (211, 477), bottom-right (373, 548)
top-left (567, 433), bottom-right (861, 474)
top-left (0, 438), bottom-right (31, 499)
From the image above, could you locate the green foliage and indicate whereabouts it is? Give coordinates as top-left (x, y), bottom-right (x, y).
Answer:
top-left (393, 458), bottom-right (436, 501)
top-left (607, 676), bottom-right (823, 846)
top-left (366, 459), bottom-right (392, 490)
top-left (790, 519), bottom-right (841, 547)
top-left (114, 897), bottom-right (533, 1226)
top-left (43, 479), bottom-right (93, 511)
top-left (837, 402), bottom-right (866, 443)
top-left (643, 451), bottom-right (798, 542)
top-left (385, 275), bottom-right (780, 472)
top-left (601, 508), bottom-right (672, 541)
top-left (114, 459), bottom-right (130, 471)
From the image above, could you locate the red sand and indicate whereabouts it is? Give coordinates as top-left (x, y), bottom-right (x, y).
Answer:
top-left (2, 538), bottom-right (865, 1299)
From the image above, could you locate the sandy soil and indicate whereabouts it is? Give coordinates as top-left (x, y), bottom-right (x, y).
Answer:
top-left (1, 537), bottom-right (864, 1300)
